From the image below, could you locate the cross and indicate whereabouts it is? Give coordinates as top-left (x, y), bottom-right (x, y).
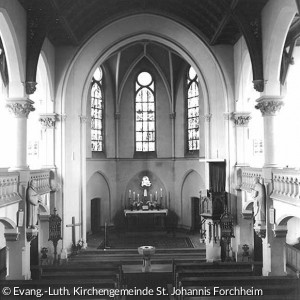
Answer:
top-left (66, 216), bottom-right (81, 246)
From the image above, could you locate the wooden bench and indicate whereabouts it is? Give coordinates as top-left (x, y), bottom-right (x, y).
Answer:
top-left (174, 276), bottom-right (299, 300)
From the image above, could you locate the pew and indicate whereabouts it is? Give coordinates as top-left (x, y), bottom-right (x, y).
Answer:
top-left (174, 275), bottom-right (299, 300)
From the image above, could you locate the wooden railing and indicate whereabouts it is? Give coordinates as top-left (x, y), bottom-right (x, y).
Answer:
top-left (239, 167), bottom-right (263, 192)
top-left (0, 246), bottom-right (6, 279)
top-left (0, 172), bottom-right (22, 207)
top-left (271, 169), bottom-right (300, 206)
top-left (286, 243), bottom-right (300, 273)
top-left (30, 170), bottom-right (51, 195)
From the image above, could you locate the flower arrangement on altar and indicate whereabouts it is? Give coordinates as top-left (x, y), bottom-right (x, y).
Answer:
top-left (72, 239), bottom-right (84, 255)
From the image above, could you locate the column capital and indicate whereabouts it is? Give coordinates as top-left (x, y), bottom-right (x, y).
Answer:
top-left (25, 81), bottom-right (37, 95)
top-left (6, 98), bottom-right (35, 118)
top-left (232, 112), bottom-right (252, 127)
top-left (4, 228), bottom-right (20, 241)
top-left (58, 114), bottom-right (67, 122)
top-left (272, 225), bottom-right (288, 238)
top-left (255, 96), bottom-right (284, 116)
top-left (39, 113), bottom-right (57, 129)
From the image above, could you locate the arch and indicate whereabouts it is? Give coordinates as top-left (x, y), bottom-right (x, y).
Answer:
top-left (58, 14), bottom-right (229, 118)
top-left (277, 215), bottom-right (300, 226)
top-left (263, 2), bottom-right (297, 94)
top-left (0, 217), bottom-right (16, 229)
top-left (243, 200), bottom-right (254, 212)
top-left (0, 8), bottom-right (25, 97)
top-left (38, 203), bottom-right (50, 215)
top-left (39, 50), bottom-right (54, 104)
top-left (118, 54), bottom-right (172, 110)
top-left (86, 171), bottom-right (112, 226)
top-left (180, 169), bottom-right (203, 227)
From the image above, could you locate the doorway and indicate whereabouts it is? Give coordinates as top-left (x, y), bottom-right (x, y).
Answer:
top-left (191, 197), bottom-right (201, 232)
top-left (91, 198), bottom-right (101, 234)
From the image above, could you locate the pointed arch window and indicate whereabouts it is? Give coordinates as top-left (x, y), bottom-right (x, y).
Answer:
top-left (186, 66), bottom-right (199, 153)
top-left (135, 71), bottom-right (156, 153)
top-left (91, 67), bottom-right (104, 152)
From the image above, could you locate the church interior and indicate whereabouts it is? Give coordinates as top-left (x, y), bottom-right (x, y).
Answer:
top-left (0, 0), bottom-right (300, 299)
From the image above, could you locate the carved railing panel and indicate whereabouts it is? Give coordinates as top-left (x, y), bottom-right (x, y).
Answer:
top-left (271, 169), bottom-right (300, 206)
top-left (240, 167), bottom-right (263, 192)
top-left (0, 172), bottom-right (22, 207)
top-left (286, 243), bottom-right (300, 272)
top-left (30, 170), bottom-right (51, 195)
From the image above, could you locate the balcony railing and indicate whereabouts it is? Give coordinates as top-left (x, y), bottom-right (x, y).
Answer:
top-left (271, 169), bottom-right (300, 206)
top-left (240, 167), bottom-right (263, 192)
top-left (30, 170), bottom-right (51, 195)
top-left (0, 172), bottom-right (22, 207)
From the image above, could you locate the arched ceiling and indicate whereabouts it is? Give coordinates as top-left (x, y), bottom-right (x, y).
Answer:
top-left (19, 0), bottom-right (268, 46)
top-left (18, 0), bottom-right (269, 93)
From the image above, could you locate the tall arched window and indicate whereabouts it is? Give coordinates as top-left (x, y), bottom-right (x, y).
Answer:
top-left (91, 67), bottom-right (104, 152)
top-left (186, 66), bottom-right (199, 153)
top-left (135, 71), bottom-right (155, 153)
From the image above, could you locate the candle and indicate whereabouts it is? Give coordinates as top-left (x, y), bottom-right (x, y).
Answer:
top-left (150, 194), bottom-right (152, 201)
top-left (160, 188), bottom-right (163, 197)
top-left (137, 194), bottom-right (140, 201)
top-left (144, 189), bottom-right (147, 197)
top-left (129, 189), bottom-right (131, 198)
top-left (133, 192), bottom-right (135, 200)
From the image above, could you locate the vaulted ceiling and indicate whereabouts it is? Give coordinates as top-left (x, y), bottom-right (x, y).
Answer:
top-left (18, 0), bottom-right (271, 93)
top-left (19, 0), bottom-right (268, 46)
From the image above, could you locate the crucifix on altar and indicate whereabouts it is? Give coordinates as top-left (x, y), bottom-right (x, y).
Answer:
top-left (66, 216), bottom-right (81, 246)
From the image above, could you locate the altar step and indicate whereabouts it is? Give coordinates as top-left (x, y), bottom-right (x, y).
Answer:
top-left (68, 248), bottom-right (206, 265)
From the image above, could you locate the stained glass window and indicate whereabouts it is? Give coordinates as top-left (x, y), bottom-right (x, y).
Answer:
top-left (91, 67), bottom-right (104, 152)
top-left (187, 66), bottom-right (199, 151)
top-left (135, 71), bottom-right (155, 152)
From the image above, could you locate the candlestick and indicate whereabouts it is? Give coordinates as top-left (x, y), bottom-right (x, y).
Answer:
top-left (155, 191), bottom-right (158, 200)
top-left (137, 194), bottom-right (139, 201)
top-left (160, 188), bottom-right (163, 197)
top-left (129, 189), bottom-right (131, 198)
top-left (150, 194), bottom-right (152, 201)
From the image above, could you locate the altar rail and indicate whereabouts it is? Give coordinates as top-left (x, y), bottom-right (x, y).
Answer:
top-left (271, 169), bottom-right (300, 206)
top-left (30, 170), bottom-right (51, 194)
top-left (0, 172), bottom-right (22, 207)
top-left (286, 243), bottom-right (300, 273)
top-left (240, 167), bottom-right (262, 192)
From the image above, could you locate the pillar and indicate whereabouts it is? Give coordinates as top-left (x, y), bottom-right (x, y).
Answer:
top-left (38, 113), bottom-right (57, 168)
top-left (5, 98), bottom-right (35, 170)
top-left (169, 113), bottom-right (176, 159)
top-left (255, 96), bottom-right (284, 168)
top-left (232, 112), bottom-right (252, 166)
top-left (234, 188), bottom-right (254, 261)
top-left (262, 224), bottom-right (287, 276)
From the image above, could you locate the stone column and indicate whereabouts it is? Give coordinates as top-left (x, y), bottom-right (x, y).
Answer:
top-left (79, 115), bottom-right (88, 247)
top-left (5, 98), bottom-right (35, 170)
top-left (169, 112), bottom-right (176, 159)
top-left (232, 112), bottom-right (252, 166)
top-left (115, 112), bottom-right (120, 158)
top-left (38, 113), bottom-right (57, 168)
top-left (255, 96), bottom-right (284, 167)
top-left (234, 186), bottom-right (254, 261)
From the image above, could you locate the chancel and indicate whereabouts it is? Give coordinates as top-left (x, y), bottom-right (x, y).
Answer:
top-left (0, 0), bottom-right (300, 299)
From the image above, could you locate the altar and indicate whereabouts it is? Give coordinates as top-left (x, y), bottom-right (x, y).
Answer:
top-left (124, 209), bottom-right (168, 231)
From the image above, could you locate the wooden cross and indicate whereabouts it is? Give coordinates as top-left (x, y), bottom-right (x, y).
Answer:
top-left (66, 216), bottom-right (81, 245)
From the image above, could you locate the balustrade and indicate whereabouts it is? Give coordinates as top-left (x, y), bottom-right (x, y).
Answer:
top-left (271, 169), bottom-right (300, 205)
top-left (240, 167), bottom-right (262, 192)
top-left (0, 172), bottom-right (22, 206)
top-left (30, 170), bottom-right (51, 195)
